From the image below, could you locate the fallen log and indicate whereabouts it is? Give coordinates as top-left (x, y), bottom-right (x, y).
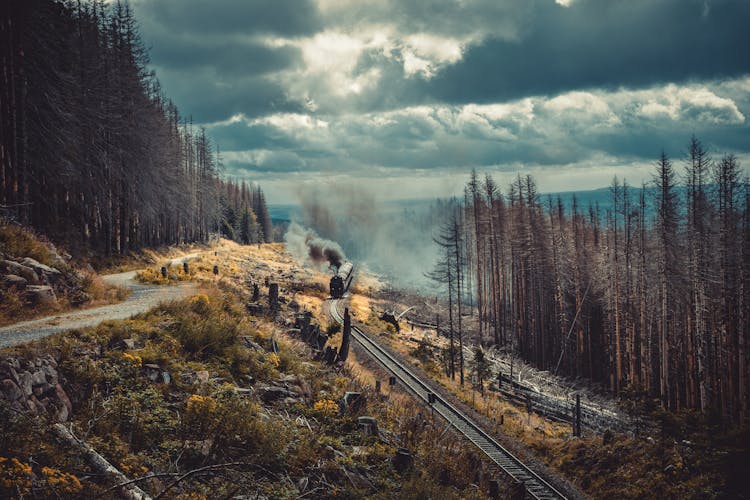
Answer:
top-left (50, 423), bottom-right (152, 499)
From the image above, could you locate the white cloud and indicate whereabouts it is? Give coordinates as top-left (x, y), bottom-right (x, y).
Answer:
top-left (258, 113), bottom-right (329, 130)
top-left (400, 33), bottom-right (464, 78)
top-left (637, 84), bottom-right (745, 125)
top-left (218, 77), bottom-right (750, 202)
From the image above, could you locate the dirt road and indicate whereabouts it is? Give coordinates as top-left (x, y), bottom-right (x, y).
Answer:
top-left (0, 256), bottom-right (200, 349)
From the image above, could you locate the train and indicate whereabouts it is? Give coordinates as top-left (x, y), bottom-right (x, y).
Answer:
top-left (329, 261), bottom-right (354, 299)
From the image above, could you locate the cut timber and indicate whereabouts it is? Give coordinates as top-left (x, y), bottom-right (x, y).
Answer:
top-left (51, 423), bottom-right (152, 500)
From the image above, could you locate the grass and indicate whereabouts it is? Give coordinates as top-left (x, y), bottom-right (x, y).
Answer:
top-left (0, 242), bottom-right (510, 498)
top-left (0, 221), bottom-right (61, 270)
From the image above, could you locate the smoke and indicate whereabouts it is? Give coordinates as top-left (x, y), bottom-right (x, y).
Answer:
top-left (285, 222), bottom-right (346, 270)
top-left (290, 185), bottom-right (447, 291)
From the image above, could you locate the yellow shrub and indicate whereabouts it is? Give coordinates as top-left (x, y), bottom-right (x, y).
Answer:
top-left (267, 352), bottom-right (280, 368)
top-left (0, 457), bottom-right (33, 495)
top-left (123, 352), bottom-right (143, 367)
top-left (136, 267), bottom-right (169, 284)
top-left (186, 394), bottom-right (217, 415)
top-left (42, 466), bottom-right (82, 494)
top-left (313, 399), bottom-right (339, 417)
top-left (175, 494), bottom-right (208, 500)
top-left (190, 294), bottom-right (211, 314)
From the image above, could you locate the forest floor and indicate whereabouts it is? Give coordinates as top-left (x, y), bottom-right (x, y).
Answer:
top-left (0, 240), bottom-right (510, 498)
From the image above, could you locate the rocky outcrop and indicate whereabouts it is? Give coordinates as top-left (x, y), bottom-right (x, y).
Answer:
top-left (25, 284), bottom-right (57, 304)
top-left (1, 274), bottom-right (27, 288)
top-left (1, 259), bottom-right (40, 284)
top-left (0, 354), bottom-right (73, 421)
top-left (1, 248), bottom-right (88, 307)
top-left (21, 257), bottom-right (63, 283)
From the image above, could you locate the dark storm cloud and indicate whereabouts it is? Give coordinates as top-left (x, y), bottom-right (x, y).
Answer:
top-left (149, 35), bottom-right (301, 78)
top-left (419, 0), bottom-right (750, 105)
top-left (136, 0), bottom-right (322, 37)
top-left (132, 0), bottom-right (317, 121)
top-left (208, 121), bottom-right (297, 152)
top-left (152, 67), bottom-right (304, 122)
top-left (320, 0), bottom-right (526, 40)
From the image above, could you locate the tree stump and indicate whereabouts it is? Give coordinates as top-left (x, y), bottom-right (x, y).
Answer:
top-left (358, 416), bottom-right (379, 436)
top-left (268, 283), bottom-right (279, 310)
top-left (393, 448), bottom-right (413, 474)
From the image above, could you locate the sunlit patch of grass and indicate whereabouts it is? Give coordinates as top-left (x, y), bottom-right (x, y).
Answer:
top-left (0, 221), bottom-right (58, 269)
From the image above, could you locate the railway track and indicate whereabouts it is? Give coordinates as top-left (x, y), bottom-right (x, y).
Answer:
top-left (330, 298), bottom-right (567, 500)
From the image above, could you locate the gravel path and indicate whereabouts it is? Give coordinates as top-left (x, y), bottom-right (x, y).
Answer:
top-left (0, 257), bottom-right (200, 349)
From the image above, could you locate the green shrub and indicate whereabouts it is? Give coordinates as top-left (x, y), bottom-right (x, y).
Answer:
top-left (174, 314), bottom-right (239, 360)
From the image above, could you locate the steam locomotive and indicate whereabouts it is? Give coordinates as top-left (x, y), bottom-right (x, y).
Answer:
top-left (329, 261), bottom-right (354, 299)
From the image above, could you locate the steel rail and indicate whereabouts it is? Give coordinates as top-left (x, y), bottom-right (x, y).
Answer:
top-left (330, 299), bottom-right (567, 500)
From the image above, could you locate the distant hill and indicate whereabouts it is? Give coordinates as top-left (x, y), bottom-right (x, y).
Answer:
top-left (269, 185), bottom-right (654, 224)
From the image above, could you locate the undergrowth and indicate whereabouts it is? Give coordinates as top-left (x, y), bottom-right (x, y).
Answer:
top-left (0, 283), bottom-right (499, 498)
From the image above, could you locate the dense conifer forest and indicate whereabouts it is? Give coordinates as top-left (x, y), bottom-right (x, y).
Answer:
top-left (434, 141), bottom-right (749, 422)
top-left (0, 0), bottom-right (272, 254)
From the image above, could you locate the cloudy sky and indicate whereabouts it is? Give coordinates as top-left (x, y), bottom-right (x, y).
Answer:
top-left (131, 0), bottom-right (750, 203)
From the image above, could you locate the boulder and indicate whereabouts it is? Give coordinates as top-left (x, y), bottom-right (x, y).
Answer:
top-left (120, 338), bottom-right (136, 350)
top-left (27, 395), bottom-right (46, 414)
top-left (0, 360), bottom-right (19, 383)
top-left (55, 383), bottom-right (73, 421)
top-left (181, 371), bottom-right (197, 385)
top-left (196, 370), bottom-right (210, 384)
top-left (1, 379), bottom-right (25, 402)
top-left (258, 385), bottom-right (299, 402)
top-left (1, 260), bottom-right (39, 284)
top-left (21, 258), bottom-right (62, 281)
top-left (25, 285), bottom-right (56, 304)
top-left (5, 357), bottom-right (21, 371)
top-left (72, 344), bottom-right (101, 358)
top-left (1, 274), bottom-right (27, 289)
top-left (30, 370), bottom-right (46, 387)
top-left (17, 370), bottom-right (33, 396)
top-left (42, 365), bottom-right (58, 385)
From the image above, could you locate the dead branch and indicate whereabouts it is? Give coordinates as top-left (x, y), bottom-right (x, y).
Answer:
top-left (153, 462), bottom-right (246, 499)
top-left (50, 423), bottom-right (152, 499)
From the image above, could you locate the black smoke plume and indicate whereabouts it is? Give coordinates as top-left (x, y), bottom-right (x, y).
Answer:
top-left (285, 222), bottom-right (345, 270)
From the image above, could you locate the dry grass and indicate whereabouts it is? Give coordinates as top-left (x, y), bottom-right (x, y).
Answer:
top-left (0, 221), bottom-right (59, 269)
